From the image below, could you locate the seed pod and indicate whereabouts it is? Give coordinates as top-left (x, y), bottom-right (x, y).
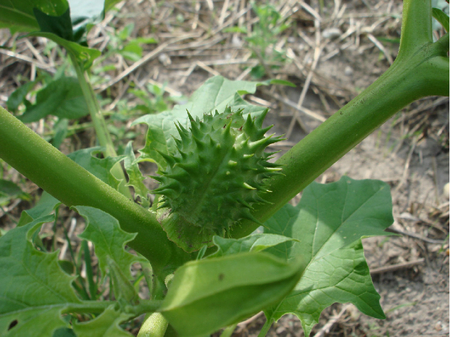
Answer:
top-left (154, 108), bottom-right (283, 252)
top-left (159, 252), bottom-right (305, 337)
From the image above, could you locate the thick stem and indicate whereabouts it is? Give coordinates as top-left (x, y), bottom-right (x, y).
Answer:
top-left (233, 18), bottom-right (449, 238)
top-left (0, 107), bottom-right (190, 275)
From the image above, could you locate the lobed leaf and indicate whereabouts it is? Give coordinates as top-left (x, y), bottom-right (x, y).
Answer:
top-left (73, 305), bottom-right (134, 337)
top-left (123, 142), bottom-right (150, 207)
top-left (67, 147), bottom-right (123, 190)
top-left (0, 216), bottom-right (81, 336)
top-left (265, 176), bottom-right (393, 263)
top-left (265, 240), bottom-right (385, 336)
top-left (263, 177), bottom-right (393, 335)
top-left (75, 206), bottom-right (141, 281)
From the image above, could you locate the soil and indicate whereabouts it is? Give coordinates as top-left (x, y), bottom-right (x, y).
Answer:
top-left (0, 0), bottom-right (448, 336)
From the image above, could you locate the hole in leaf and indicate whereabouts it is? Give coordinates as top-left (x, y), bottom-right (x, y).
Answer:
top-left (8, 319), bottom-right (18, 330)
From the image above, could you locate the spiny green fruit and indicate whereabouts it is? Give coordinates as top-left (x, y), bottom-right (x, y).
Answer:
top-left (153, 107), bottom-right (283, 252)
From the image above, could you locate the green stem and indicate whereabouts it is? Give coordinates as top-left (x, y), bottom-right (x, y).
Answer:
top-left (131, 300), bottom-right (164, 316)
top-left (61, 299), bottom-right (162, 316)
top-left (69, 53), bottom-right (132, 199)
top-left (0, 107), bottom-right (190, 276)
top-left (257, 319), bottom-right (271, 337)
top-left (69, 53), bottom-right (115, 157)
top-left (62, 300), bottom-right (115, 314)
top-left (220, 324), bottom-right (237, 337)
top-left (233, 0), bottom-right (449, 238)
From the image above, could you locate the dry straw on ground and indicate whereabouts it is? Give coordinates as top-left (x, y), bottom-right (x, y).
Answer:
top-left (0, 0), bottom-right (448, 336)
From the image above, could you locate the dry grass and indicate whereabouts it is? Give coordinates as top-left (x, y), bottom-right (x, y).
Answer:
top-left (0, 0), bottom-right (448, 336)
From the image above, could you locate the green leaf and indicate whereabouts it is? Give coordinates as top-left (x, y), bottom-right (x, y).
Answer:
top-left (265, 240), bottom-right (385, 336)
top-left (51, 118), bottom-right (69, 149)
top-left (432, 7), bottom-right (449, 32)
top-left (28, 32), bottom-right (101, 68)
top-left (33, 7), bottom-right (73, 41)
top-left (20, 77), bottom-right (89, 123)
top-left (209, 234), bottom-right (298, 258)
top-left (6, 80), bottom-right (37, 112)
top-left (120, 42), bottom-right (143, 61)
top-left (67, 147), bottom-right (122, 190)
top-left (0, 0), bottom-right (68, 32)
top-left (104, 0), bottom-right (123, 12)
top-left (73, 305), bottom-right (134, 337)
top-left (75, 206), bottom-right (141, 281)
top-left (108, 258), bottom-right (140, 306)
top-left (132, 76), bottom-right (269, 169)
top-left (269, 79), bottom-right (296, 87)
top-left (0, 216), bottom-right (81, 337)
top-left (223, 26), bottom-right (247, 34)
top-left (18, 192), bottom-right (61, 226)
top-left (0, 179), bottom-right (30, 203)
top-left (123, 142), bottom-right (150, 207)
top-left (266, 177), bottom-right (393, 263)
top-left (160, 252), bottom-right (306, 337)
top-left (53, 327), bottom-right (77, 337)
top-left (263, 177), bottom-right (393, 335)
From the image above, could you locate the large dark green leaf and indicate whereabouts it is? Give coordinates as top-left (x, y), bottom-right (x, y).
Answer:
top-left (263, 177), bottom-right (393, 335)
top-left (0, 0), bottom-right (68, 32)
top-left (20, 77), bottom-right (89, 123)
top-left (33, 7), bottom-right (73, 41)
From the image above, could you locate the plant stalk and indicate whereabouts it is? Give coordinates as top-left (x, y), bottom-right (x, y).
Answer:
top-left (232, 1), bottom-right (449, 238)
top-left (69, 53), bottom-right (132, 198)
top-left (69, 53), bottom-right (115, 157)
top-left (0, 107), bottom-right (190, 275)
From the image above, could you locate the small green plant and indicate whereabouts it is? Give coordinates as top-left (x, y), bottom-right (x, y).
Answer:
top-left (0, 1), bottom-right (448, 337)
top-left (226, 3), bottom-right (290, 78)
